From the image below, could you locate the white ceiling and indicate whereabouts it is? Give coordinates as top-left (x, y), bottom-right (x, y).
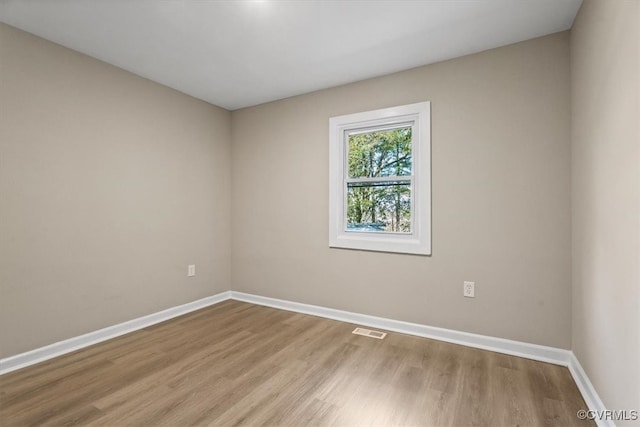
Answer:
top-left (0, 0), bottom-right (582, 110)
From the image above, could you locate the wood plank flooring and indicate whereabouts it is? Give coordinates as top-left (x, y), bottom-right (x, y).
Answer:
top-left (0, 300), bottom-right (594, 426)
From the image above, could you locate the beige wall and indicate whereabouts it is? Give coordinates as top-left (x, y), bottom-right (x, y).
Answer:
top-left (232, 32), bottom-right (572, 348)
top-left (0, 23), bottom-right (232, 358)
top-left (571, 0), bottom-right (640, 419)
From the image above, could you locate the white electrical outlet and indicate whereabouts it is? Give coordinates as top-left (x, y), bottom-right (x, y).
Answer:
top-left (464, 281), bottom-right (475, 298)
top-left (188, 264), bottom-right (196, 277)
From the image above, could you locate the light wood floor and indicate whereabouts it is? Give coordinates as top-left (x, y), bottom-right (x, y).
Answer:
top-left (0, 300), bottom-right (593, 426)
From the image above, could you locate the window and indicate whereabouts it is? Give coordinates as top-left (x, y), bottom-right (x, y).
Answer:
top-left (329, 102), bottom-right (431, 255)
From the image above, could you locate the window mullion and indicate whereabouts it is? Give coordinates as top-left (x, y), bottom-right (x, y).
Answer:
top-left (345, 176), bottom-right (412, 184)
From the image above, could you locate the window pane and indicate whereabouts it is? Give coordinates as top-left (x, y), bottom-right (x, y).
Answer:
top-left (348, 127), bottom-right (412, 178)
top-left (346, 181), bottom-right (411, 233)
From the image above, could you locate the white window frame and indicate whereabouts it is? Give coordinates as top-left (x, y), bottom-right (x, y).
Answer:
top-left (329, 101), bottom-right (431, 255)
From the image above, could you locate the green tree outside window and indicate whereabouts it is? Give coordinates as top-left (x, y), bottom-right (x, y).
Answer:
top-left (346, 127), bottom-right (412, 233)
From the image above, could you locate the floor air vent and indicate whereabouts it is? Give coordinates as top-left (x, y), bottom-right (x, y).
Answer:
top-left (352, 327), bottom-right (387, 339)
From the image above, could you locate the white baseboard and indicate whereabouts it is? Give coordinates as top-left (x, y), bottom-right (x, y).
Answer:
top-left (0, 291), bottom-right (231, 375)
top-left (0, 289), bottom-right (606, 426)
top-left (230, 291), bottom-right (572, 366)
top-left (568, 354), bottom-right (614, 427)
